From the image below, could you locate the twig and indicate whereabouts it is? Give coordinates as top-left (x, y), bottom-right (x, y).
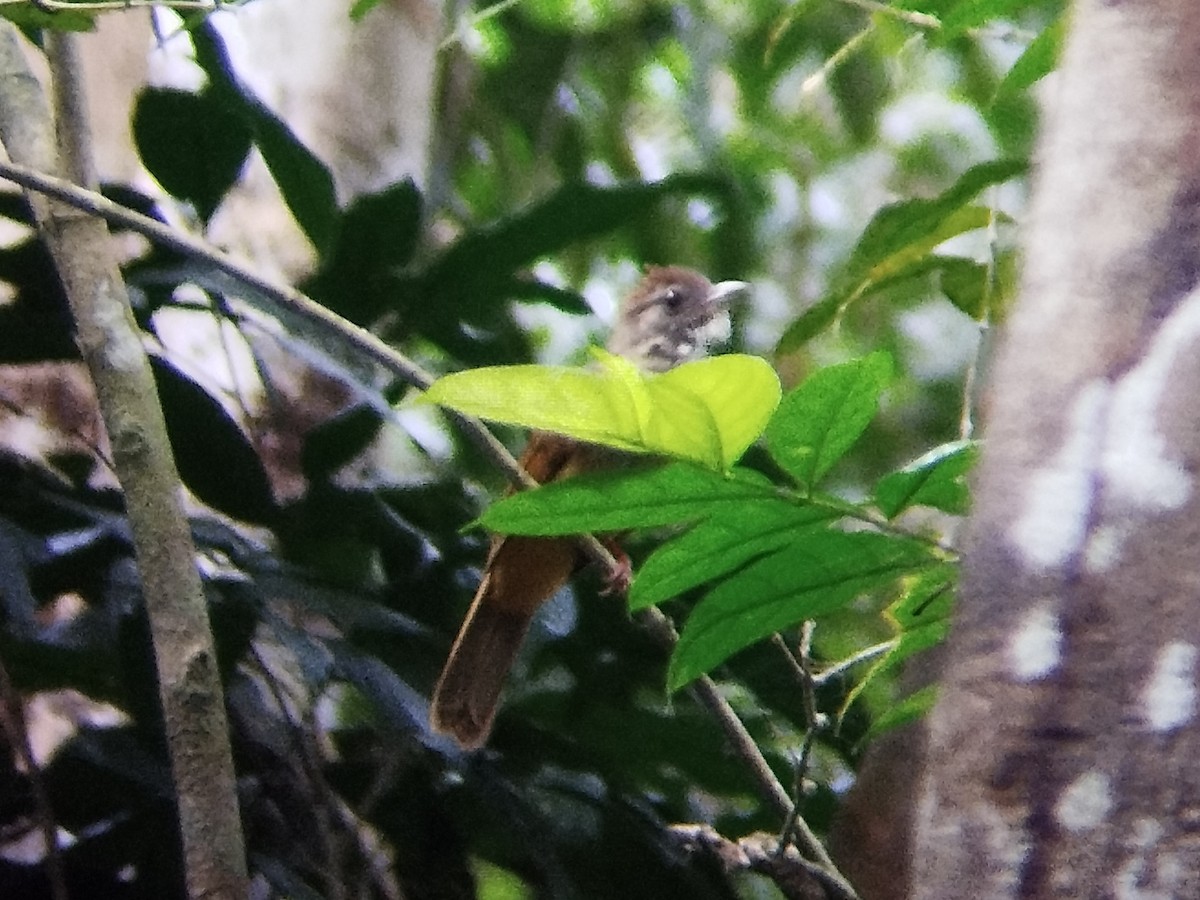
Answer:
top-left (776, 623), bottom-right (831, 877)
top-left (438, 0), bottom-right (521, 51)
top-left (0, 657), bottom-right (67, 900)
top-left (831, 0), bottom-right (1038, 41)
top-left (672, 825), bottom-right (860, 900)
top-left (0, 152), bottom-right (858, 898)
top-left (811, 639), bottom-right (898, 688)
top-left (801, 23), bottom-right (875, 97)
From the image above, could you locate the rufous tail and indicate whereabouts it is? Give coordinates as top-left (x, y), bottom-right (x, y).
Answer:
top-left (429, 585), bottom-right (535, 749)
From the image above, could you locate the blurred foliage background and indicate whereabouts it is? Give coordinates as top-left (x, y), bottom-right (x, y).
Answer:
top-left (0, 0), bottom-right (1060, 897)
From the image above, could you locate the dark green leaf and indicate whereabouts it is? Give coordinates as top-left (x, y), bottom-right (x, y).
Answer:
top-left (775, 292), bottom-right (845, 351)
top-left (874, 440), bottom-right (977, 518)
top-left (149, 355), bottom-right (278, 525)
top-left (669, 531), bottom-right (935, 690)
top-left (939, 0), bottom-right (1042, 39)
top-left (778, 161), bottom-right (1024, 352)
top-left (330, 641), bottom-right (426, 735)
top-left (629, 500), bottom-right (838, 609)
top-left (764, 352), bottom-right (893, 490)
top-left (936, 256), bottom-right (990, 318)
top-left (422, 174), bottom-right (731, 319)
top-left (0, 5), bottom-right (94, 31)
top-left (480, 463), bottom-right (776, 535)
top-left (192, 25), bottom-right (338, 256)
top-left (305, 180), bottom-right (422, 322)
top-left (132, 88), bottom-right (252, 222)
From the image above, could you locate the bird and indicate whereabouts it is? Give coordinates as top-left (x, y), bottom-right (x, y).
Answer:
top-left (429, 266), bottom-right (747, 749)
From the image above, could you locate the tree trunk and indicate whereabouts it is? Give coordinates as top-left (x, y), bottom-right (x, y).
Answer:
top-left (912, 2), bottom-right (1200, 897)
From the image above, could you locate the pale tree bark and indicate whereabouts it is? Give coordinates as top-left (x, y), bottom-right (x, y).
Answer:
top-left (912, 2), bottom-right (1200, 897)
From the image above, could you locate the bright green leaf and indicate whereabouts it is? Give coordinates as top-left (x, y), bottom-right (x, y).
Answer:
top-left (424, 353), bottom-right (779, 470)
top-left (764, 352), bottom-right (893, 490)
top-left (668, 531), bottom-right (934, 691)
top-left (874, 441), bottom-right (978, 518)
top-left (630, 500), bottom-right (837, 609)
top-left (479, 463), bottom-right (775, 535)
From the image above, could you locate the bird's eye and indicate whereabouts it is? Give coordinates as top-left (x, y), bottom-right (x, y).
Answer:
top-left (661, 287), bottom-right (682, 312)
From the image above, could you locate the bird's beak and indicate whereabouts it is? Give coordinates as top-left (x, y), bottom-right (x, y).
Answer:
top-left (707, 280), bottom-right (749, 306)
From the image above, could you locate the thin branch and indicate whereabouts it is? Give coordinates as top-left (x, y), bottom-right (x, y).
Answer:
top-left (0, 154), bottom-right (860, 897)
top-left (0, 657), bottom-right (67, 900)
top-left (673, 825), bottom-right (860, 900)
top-left (831, 0), bottom-right (1038, 41)
top-left (438, 0), bottom-right (522, 51)
top-left (801, 24), bottom-right (875, 97)
top-left (775, 622), bottom-right (833, 885)
top-left (811, 639), bottom-right (898, 688)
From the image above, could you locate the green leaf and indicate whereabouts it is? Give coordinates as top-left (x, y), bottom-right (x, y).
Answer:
top-left (863, 684), bottom-right (939, 740)
top-left (764, 352), bottom-right (892, 490)
top-left (777, 160), bottom-right (1024, 352)
top-left (993, 14), bottom-right (1066, 102)
top-left (629, 500), bottom-right (838, 609)
top-left (874, 440), bottom-right (978, 518)
top-left (654, 355), bottom-right (781, 467)
top-left (839, 564), bottom-right (956, 725)
top-left (479, 463), bottom-right (776, 535)
top-left (0, 5), bottom-right (94, 31)
top-left (888, 566), bottom-right (957, 632)
top-left (191, 25), bottom-right (338, 257)
top-left (304, 180), bottom-right (423, 323)
top-left (936, 256), bottom-right (990, 319)
top-left (424, 353), bottom-right (780, 470)
top-left (132, 88), bottom-right (252, 222)
top-left (349, 0), bottom-right (388, 21)
top-left (668, 530), bottom-right (934, 691)
top-left (939, 0), bottom-right (1042, 39)
top-left (421, 174), bottom-right (732, 315)
top-left (845, 203), bottom-right (996, 287)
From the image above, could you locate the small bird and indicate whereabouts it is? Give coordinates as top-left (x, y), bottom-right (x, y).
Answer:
top-left (430, 266), bottom-right (747, 749)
